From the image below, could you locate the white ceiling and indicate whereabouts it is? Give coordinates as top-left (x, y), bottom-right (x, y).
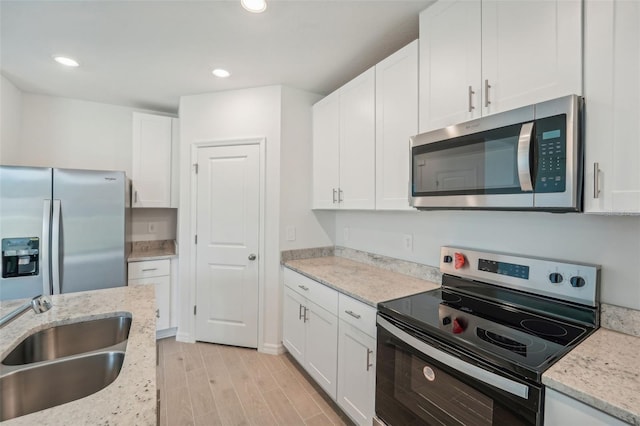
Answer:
top-left (1, 0), bottom-right (434, 114)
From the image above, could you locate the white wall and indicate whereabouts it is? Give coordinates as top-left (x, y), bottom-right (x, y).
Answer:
top-left (9, 94), bottom-right (134, 175)
top-left (131, 208), bottom-right (177, 241)
top-left (0, 75), bottom-right (23, 162)
top-left (335, 210), bottom-right (640, 310)
top-left (280, 86), bottom-right (334, 249)
top-left (178, 85), bottom-right (283, 351)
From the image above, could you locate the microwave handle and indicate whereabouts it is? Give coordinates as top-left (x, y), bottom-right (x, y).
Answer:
top-left (517, 122), bottom-right (535, 192)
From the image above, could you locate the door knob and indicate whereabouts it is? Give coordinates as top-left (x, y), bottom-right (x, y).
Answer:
top-left (248, 254), bottom-right (257, 261)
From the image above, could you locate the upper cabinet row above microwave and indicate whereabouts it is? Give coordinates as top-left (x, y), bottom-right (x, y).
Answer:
top-left (313, 0), bottom-right (640, 214)
top-left (419, 0), bottom-right (582, 133)
top-left (131, 112), bottom-right (180, 208)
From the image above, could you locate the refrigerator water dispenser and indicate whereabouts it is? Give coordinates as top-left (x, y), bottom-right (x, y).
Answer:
top-left (2, 238), bottom-right (40, 278)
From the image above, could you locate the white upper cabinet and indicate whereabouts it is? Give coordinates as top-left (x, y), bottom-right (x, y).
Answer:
top-left (419, 0), bottom-right (582, 132)
top-left (419, 1), bottom-right (481, 132)
top-left (132, 112), bottom-right (176, 208)
top-left (583, 0), bottom-right (640, 214)
top-left (339, 68), bottom-right (376, 210)
top-left (481, 0), bottom-right (583, 115)
top-left (375, 40), bottom-right (419, 210)
top-left (312, 68), bottom-right (375, 210)
top-left (312, 92), bottom-right (341, 209)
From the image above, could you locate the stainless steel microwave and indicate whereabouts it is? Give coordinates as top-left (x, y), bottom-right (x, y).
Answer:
top-left (410, 95), bottom-right (583, 211)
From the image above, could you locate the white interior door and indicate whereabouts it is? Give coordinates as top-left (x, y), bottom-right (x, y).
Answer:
top-left (195, 143), bottom-right (260, 348)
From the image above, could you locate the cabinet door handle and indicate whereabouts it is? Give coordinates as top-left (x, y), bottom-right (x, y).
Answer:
top-left (303, 306), bottom-right (309, 323)
top-left (157, 389), bottom-right (161, 426)
top-left (484, 79), bottom-right (491, 107)
top-left (298, 285), bottom-right (309, 291)
top-left (142, 268), bottom-right (158, 272)
top-left (366, 348), bottom-right (373, 371)
top-left (298, 304), bottom-right (304, 320)
top-left (468, 86), bottom-right (475, 112)
top-left (134, 190), bottom-right (138, 204)
top-left (338, 189), bottom-right (344, 203)
top-left (156, 309), bottom-right (160, 319)
top-left (332, 188), bottom-right (337, 203)
top-left (593, 162), bottom-right (600, 199)
top-left (345, 310), bottom-right (361, 319)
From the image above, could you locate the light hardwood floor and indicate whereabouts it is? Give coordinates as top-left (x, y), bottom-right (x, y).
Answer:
top-left (157, 338), bottom-right (353, 426)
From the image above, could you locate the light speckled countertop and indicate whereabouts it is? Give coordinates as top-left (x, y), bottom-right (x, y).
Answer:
top-left (0, 286), bottom-right (157, 425)
top-left (543, 327), bottom-right (640, 425)
top-left (284, 256), bottom-right (439, 306)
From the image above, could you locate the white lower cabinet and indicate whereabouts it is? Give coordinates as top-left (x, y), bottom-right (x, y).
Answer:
top-left (282, 267), bottom-right (377, 425)
top-left (282, 268), bottom-right (339, 399)
top-left (128, 259), bottom-right (171, 331)
top-left (544, 388), bottom-right (627, 426)
top-left (337, 321), bottom-right (376, 425)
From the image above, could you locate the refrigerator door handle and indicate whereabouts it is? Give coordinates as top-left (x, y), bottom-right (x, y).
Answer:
top-left (51, 200), bottom-right (62, 295)
top-left (41, 200), bottom-right (52, 296)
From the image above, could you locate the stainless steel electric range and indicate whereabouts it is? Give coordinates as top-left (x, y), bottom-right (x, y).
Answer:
top-left (375, 246), bottom-right (600, 426)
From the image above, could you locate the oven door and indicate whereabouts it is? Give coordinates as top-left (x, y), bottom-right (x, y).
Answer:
top-left (376, 316), bottom-right (541, 426)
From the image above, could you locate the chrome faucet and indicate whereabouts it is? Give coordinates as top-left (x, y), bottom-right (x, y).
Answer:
top-left (0, 295), bottom-right (52, 328)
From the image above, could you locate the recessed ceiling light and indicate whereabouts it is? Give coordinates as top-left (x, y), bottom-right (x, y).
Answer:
top-left (241, 0), bottom-right (267, 13)
top-left (212, 68), bottom-right (231, 78)
top-left (53, 56), bottom-right (79, 67)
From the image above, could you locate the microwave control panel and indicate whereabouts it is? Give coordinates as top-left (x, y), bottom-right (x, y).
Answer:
top-left (535, 114), bottom-right (566, 193)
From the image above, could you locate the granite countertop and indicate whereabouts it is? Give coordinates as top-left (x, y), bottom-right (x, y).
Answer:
top-left (283, 256), bottom-right (440, 306)
top-left (128, 239), bottom-right (177, 262)
top-left (543, 327), bottom-right (640, 425)
top-left (0, 286), bottom-right (157, 425)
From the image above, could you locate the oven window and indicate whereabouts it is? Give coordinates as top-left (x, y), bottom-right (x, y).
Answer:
top-left (412, 123), bottom-right (524, 196)
top-left (376, 325), bottom-right (538, 426)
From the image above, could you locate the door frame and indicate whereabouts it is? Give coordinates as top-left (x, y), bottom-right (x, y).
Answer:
top-left (189, 137), bottom-right (266, 350)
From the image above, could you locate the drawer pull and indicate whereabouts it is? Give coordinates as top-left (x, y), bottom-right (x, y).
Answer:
top-left (345, 310), bottom-right (361, 319)
top-left (298, 285), bottom-right (309, 291)
top-left (142, 268), bottom-right (158, 272)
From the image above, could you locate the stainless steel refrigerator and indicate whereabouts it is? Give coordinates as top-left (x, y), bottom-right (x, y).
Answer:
top-left (0, 166), bottom-right (130, 301)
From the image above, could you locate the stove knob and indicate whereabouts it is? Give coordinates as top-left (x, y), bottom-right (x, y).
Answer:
top-left (549, 273), bottom-right (563, 284)
top-left (452, 318), bottom-right (466, 334)
top-left (443, 255), bottom-right (453, 263)
top-left (454, 253), bottom-right (466, 269)
top-left (570, 276), bottom-right (586, 288)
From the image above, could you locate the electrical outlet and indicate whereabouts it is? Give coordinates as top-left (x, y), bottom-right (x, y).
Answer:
top-left (403, 234), bottom-right (413, 252)
top-left (343, 227), bottom-right (350, 242)
top-left (148, 222), bottom-right (157, 233)
top-left (286, 226), bottom-right (296, 241)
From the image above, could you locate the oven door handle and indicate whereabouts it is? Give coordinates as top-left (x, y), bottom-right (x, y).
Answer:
top-left (517, 121), bottom-right (535, 192)
top-left (377, 316), bottom-right (530, 400)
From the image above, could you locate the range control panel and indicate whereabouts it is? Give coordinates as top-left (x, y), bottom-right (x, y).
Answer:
top-left (440, 246), bottom-right (600, 307)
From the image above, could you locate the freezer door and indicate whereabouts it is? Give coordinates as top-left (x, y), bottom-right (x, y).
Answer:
top-left (0, 166), bottom-right (53, 300)
top-left (52, 169), bottom-right (126, 294)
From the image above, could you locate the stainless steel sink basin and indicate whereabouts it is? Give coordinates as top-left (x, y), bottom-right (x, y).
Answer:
top-left (2, 315), bottom-right (131, 365)
top-left (0, 351), bottom-right (125, 421)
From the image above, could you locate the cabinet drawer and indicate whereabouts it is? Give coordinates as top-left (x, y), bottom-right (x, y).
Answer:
top-left (128, 259), bottom-right (170, 279)
top-left (284, 268), bottom-right (338, 315)
top-left (338, 293), bottom-right (377, 338)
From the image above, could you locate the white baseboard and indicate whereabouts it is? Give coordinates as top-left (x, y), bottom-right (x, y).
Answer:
top-left (175, 330), bottom-right (195, 343)
top-left (260, 341), bottom-right (285, 355)
top-left (156, 327), bottom-right (177, 340)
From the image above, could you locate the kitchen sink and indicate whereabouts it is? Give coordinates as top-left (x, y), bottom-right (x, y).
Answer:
top-left (2, 315), bottom-right (131, 365)
top-left (0, 351), bottom-right (125, 421)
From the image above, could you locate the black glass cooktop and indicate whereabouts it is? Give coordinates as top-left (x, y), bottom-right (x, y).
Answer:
top-left (378, 282), bottom-right (595, 381)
